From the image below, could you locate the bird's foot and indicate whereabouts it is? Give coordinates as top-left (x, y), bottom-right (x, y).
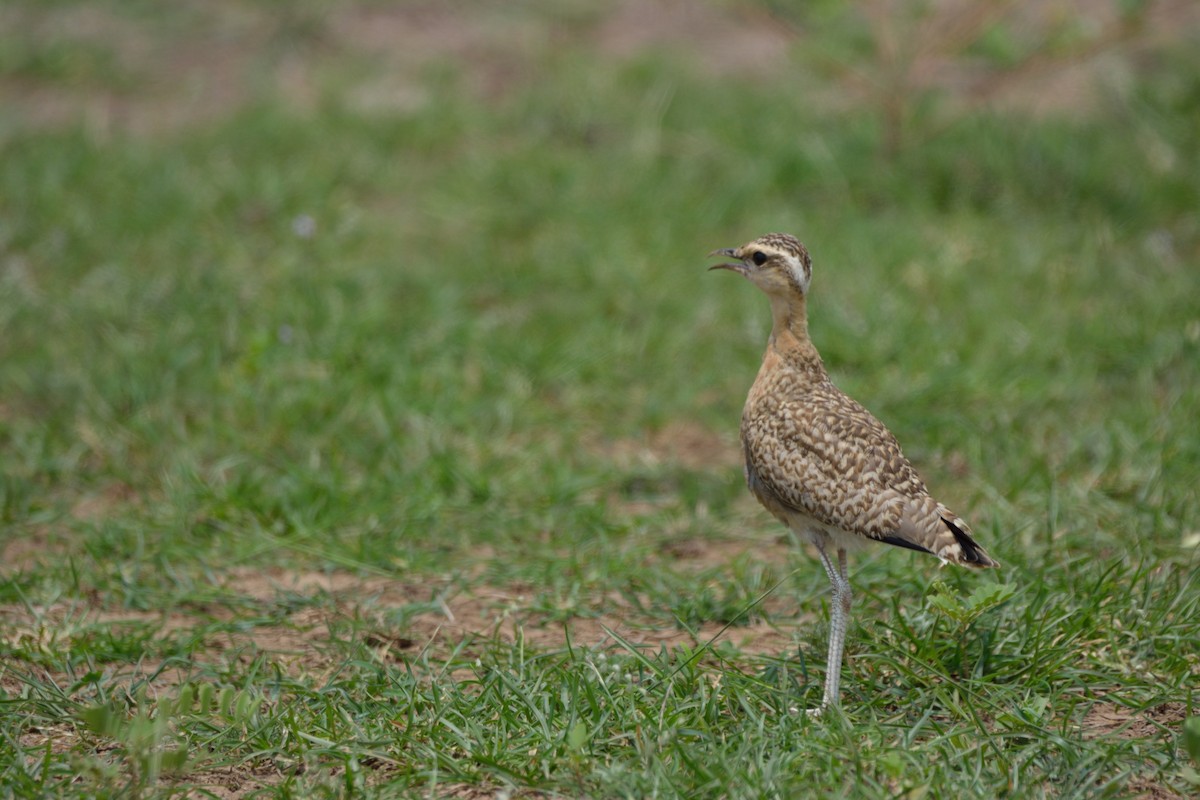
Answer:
top-left (786, 703), bottom-right (828, 719)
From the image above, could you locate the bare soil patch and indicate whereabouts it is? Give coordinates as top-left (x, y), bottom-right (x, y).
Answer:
top-left (1081, 700), bottom-right (1188, 739)
top-left (6, 0), bottom-right (1198, 138)
top-left (596, 420), bottom-right (738, 474)
top-left (594, 0), bottom-right (792, 77)
top-left (174, 764), bottom-right (289, 800)
top-left (3, 533), bottom-right (806, 702)
top-left (1125, 775), bottom-right (1190, 800)
top-left (2, 525), bottom-right (67, 572)
top-left (656, 532), bottom-right (791, 571)
top-left (434, 785), bottom-right (555, 800)
top-left (69, 481), bottom-right (141, 522)
top-left (219, 557), bottom-right (805, 661)
top-left (17, 721), bottom-right (85, 756)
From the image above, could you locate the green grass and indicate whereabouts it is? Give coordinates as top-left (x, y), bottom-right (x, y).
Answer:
top-left (2, 2), bottom-right (1199, 797)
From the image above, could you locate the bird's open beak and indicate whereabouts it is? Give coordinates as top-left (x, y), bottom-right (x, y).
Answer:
top-left (707, 248), bottom-right (746, 275)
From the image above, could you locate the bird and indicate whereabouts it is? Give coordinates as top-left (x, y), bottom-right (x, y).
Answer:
top-left (709, 232), bottom-right (998, 716)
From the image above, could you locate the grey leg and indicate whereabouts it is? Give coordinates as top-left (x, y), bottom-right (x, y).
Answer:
top-left (808, 541), bottom-right (852, 716)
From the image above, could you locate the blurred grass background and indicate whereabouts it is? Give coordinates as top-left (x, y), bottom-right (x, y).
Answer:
top-left (1, 1), bottom-right (1199, 797)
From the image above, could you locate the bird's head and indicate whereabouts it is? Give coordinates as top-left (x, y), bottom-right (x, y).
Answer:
top-left (708, 233), bottom-right (812, 297)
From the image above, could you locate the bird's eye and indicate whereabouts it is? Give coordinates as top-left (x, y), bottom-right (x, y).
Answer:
top-left (752, 251), bottom-right (768, 266)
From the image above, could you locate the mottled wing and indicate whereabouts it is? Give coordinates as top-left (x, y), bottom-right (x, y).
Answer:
top-left (742, 383), bottom-right (997, 567)
top-left (743, 383), bottom-right (914, 534)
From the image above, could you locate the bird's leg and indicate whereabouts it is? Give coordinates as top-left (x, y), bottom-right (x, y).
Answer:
top-left (808, 542), bottom-right (852, 717)
top-left (826, 547), bottom-right (851, 709)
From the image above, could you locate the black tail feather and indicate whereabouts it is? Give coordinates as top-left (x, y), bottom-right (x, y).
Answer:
top-left (878, 534), bottom-right (934, 556)
top-left (942, 517), bottom-right (999, 568)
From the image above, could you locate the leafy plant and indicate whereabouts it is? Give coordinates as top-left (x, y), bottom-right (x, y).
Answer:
top-left (76, 683), bottom-right (262, 797)
top-left (1183, 716), bottom-right (1200, 788)
top-left (926, 581), bottom-right (1017, 627)
top-left (926, 580), bottom-right (1016, 676)
top-left (77, 700), bottom-right (188, 797)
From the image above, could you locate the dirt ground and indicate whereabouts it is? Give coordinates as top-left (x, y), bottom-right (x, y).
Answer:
top-left (6, 575), bottom-right (1190, 798)
top-left (3, 0), bottom-right (1198, 136)
top-left (2, 545), bottom-right (803, 799)
top-left (1, 544), bottom-right (804, 688)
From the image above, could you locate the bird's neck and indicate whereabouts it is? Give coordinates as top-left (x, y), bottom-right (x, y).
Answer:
top-left (768, 292), bottom-right (826, 376)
